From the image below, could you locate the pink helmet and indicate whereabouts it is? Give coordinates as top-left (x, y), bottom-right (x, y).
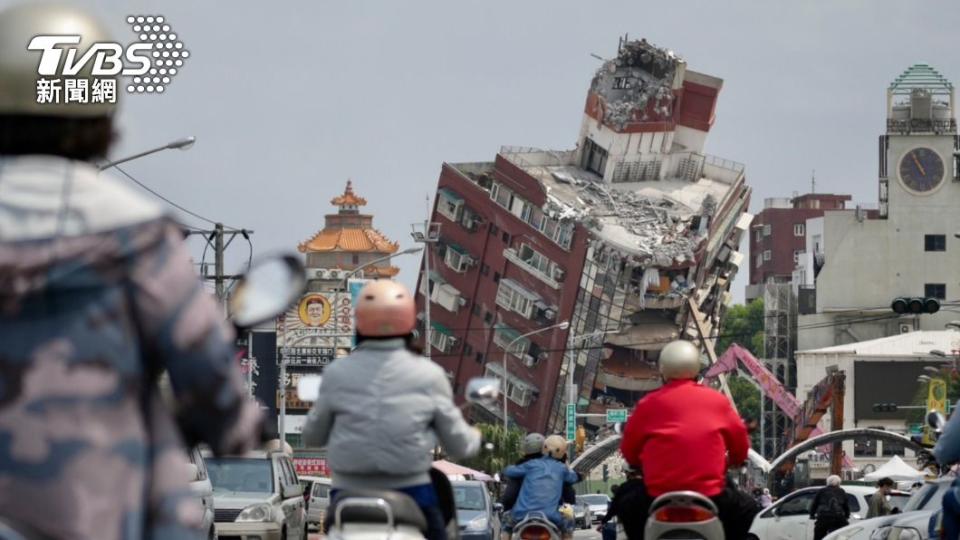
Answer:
top-left (355, 280), bottom-right (416, 337)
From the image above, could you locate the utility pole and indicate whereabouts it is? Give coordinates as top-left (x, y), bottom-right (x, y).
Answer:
top-left (411, 220), bottom-right (440, 357)
top-left (214, 223), bottom-right (225, 300)
top-left (185, 224), bottom-right (253, 302)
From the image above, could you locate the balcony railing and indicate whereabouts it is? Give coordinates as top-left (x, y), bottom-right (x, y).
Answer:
top-left (503, 247), bottom-right (561, 289)
top-left (886, 118), bottom-right (957, 134)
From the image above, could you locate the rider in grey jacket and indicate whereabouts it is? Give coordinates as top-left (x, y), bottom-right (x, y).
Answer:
top-left (302, 280), bottom-right (480, 540)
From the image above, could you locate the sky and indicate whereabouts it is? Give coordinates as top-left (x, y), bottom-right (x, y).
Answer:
top-left (8, 0), bottom-right (959, 303)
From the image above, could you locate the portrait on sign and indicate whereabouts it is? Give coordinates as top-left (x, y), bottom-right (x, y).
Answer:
top-left (298, 294), bottom-right (331, 327)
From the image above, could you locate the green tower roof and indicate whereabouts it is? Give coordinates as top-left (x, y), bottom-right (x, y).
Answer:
top-left (889, 63), bottom-right (953, 95)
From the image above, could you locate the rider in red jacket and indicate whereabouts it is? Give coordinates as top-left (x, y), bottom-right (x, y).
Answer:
top-left (618, 340), bottom-right (758, 540)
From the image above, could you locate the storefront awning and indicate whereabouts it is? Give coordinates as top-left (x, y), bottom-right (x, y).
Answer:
top-left (431, 320), bottom-right (454, 336)
top-left (438, 187), bottom-right (464, 203)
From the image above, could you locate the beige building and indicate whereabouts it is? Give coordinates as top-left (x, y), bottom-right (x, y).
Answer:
top-left (797, 64), bottom-right (960, 352)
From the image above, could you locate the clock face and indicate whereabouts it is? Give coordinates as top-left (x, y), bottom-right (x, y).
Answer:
top-left (898, 147), bottom-right (945, 193)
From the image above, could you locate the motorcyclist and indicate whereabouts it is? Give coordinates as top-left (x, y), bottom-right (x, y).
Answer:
top-left (619, 340), bottom-right (757, 540)
top-left (0, 4), bottom-right (263, 540)
top-left (503, 435), bottom-right (579, 539)
top-left (598, 463), bottom-right (645, 540)
top-left (498, 433), bottom-right (578, 539)
top-left (301, 280), bottom-right (481, 540)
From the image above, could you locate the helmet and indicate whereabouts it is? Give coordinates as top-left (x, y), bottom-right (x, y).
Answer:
top-left (658, 340), bottom-right (702, 381)
top-left (355, 280), bottom-right (416, 337)
top-left (522, 433), bottom-right (545, 455)
top-left (543, 435), bottom-right (567, 459)
top-left (0, 3), bottom-right (118, 117)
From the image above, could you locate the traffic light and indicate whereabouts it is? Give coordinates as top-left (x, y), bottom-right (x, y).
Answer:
top-left (602, 464), bottom-right (609, 482)
top-left (891, 297), bottom-right (940, 314)
top-left (873, 402), bottom-right (899, 413)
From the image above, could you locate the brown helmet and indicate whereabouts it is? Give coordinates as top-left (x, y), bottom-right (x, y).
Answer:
top-left (355, 280), bottom-right (416, 337)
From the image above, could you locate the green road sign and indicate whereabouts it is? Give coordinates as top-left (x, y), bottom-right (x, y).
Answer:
top-left (566, 404), bottom-right (576, 440)
top-left (606, 408), bottom-right (628, 423)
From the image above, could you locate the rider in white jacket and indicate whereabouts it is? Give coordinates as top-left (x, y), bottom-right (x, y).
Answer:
top-left (302, 280), bottom-right (481, 540)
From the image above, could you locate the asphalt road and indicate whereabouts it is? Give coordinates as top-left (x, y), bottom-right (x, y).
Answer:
top-left (310, 526), bottom-right (605, 540)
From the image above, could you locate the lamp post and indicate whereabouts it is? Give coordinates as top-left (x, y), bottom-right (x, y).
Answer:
top-left (331, 247), bottom-right (423, 354)
top-left (411, 222), bottom-right (441, 357)
top-left (98, 136), bottom-right (196, 170)
top-left (564, 328), bottom-right (621, 443)
top-left (502, 321), bottom-right (570, 430)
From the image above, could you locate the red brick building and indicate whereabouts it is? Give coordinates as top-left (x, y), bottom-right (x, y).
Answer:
top-left (416, 38), bottom-right (752, 434)
top-left (746, 193), bottom-right (851, 302)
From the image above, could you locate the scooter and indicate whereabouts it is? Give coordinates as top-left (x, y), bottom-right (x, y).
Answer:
top-left (297, 376), bottom-right (501, 540)
top-left (512, 511), bottom-right (562, 540)
top-left (643, 491), bottom-right (725, 540)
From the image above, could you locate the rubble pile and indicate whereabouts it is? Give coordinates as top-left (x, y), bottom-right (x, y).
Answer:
top-left (591, 39), bottom-right (680, 130)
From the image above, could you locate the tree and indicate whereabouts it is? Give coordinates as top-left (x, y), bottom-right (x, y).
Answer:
top-left (715, 298), bottom-right (765, 437)
top-left (456, 423), bottom-right (525, 475)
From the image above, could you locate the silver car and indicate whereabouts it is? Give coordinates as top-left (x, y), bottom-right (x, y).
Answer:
top-left (205, 449), bottom-right (307, 540)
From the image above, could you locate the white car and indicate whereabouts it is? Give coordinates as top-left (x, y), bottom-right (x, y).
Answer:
top-left (749, 485), bottom-right (878, 540)
top-left (578, 494), bottom-right (611, 522)
top-left (824, 480), bottom-right (951, 540)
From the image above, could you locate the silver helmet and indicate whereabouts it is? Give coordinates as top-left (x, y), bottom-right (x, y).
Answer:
top-left (658, 340), bottom-right (703, 381)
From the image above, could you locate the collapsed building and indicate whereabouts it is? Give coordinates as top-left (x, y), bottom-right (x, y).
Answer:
top-left (414, 38), bottom-right (753, 435)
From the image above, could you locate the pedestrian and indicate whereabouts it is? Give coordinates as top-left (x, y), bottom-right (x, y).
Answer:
top-left (759, 488), bottom-right (773, 508)
top-left (809, 475), bottom-right (850, 540)
top-left (866, 478), bottom-right (895, 518)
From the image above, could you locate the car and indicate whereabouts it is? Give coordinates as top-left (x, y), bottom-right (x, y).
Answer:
top-left (573, 498), bottom-right (594, 530)
top-left (187, 446), bottom-right (217, 540)
top-left (749, 484), bottom-right (878, 540)
top-left (299, 476), bottom-right (331, 532)
top-left (453, 480), bottom-right (498, 540)
top-left (824, 480), bottom-right (952, 540)
top-left (874, 507), bottom-right (940, 540)
top-left (579, 494), bottom-right (611, 523)
top-left (204, 449), bottom-right (307, 540)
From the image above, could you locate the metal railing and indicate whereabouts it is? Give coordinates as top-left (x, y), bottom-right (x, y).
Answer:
top-left (886, 118), bottom-right (957, 134)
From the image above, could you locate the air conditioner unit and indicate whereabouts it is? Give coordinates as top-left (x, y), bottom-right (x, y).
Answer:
top-left (899, 323), bottom-right (913, 334)
top-left (543, 308), bottom-right (557, 321)
top-left (328, 270), bottom-right (342, 280)
top-left (457, 296), bottom-right (468, 307)
top-left (553, 267), bottom-right (566, 282)
top-left (522, 354), bottom-right (538, 367)
top-left (307, 268), bottom-right (326, 280)
top-left (447, 335), bottom-right (459, 347)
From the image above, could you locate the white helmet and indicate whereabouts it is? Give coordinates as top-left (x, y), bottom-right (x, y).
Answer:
top-left (522, 433), bottom-right (545, 455)
top-left (658, 340), bottom-right (702, 381)
top-left (543, 435), bottom-right (567, 459)
top-left (0, 3), bottom-right (118, 117)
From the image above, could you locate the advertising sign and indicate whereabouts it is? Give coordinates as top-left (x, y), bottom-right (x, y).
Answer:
top-left (293, 457), bottom-right (330, 477)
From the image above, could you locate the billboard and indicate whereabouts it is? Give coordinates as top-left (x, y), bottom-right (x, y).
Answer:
top-left (277, 291), bottom-right (350, 363)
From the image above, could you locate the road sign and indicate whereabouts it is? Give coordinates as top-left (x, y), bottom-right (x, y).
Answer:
top-left (606, 408), bottom-right (628, 423)
top-left (566, 404), bottom-right (576, 440)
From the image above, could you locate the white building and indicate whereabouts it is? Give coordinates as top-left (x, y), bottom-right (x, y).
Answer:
top-left (797, 64), bottom-right (960, 352)
top-left (796, 330), bottom-right (959, 470)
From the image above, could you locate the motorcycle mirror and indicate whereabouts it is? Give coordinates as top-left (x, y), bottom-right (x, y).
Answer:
top-left (228, 254), bottom-right (306, 329)
top-left (614, 422), bottom-right (623, 435)
top-left (465, 377), bottom-right (500, 405)
top-left (297, 375), bottom-right (323, 403)
top-left (927, 410), bottom-right (947, 432)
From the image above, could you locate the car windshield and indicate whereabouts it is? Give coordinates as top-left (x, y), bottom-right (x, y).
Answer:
top-left (206, 458), bottom-right (274, 493)
top-left (453, 485), bottom-right (486, 511)
top-left (903, 483), bottom-right (949, 512)
top-left (581, 495), bottom-right (609, 505)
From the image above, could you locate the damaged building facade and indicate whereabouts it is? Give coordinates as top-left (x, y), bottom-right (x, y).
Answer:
top-left (414, 38), bottom-right (752, 434)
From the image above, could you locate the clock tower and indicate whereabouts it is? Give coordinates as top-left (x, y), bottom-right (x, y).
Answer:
top-left (879, 64), bottom-right (958, 218)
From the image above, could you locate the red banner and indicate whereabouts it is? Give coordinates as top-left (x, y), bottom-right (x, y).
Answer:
top-left (294, 457), bottom-right (330, 477)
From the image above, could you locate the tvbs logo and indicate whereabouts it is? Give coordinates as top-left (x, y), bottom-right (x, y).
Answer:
top-left (29, 15), bottom-right (189, 104)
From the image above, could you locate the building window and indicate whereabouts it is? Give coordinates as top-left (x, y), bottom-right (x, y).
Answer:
top-left (763, 250), bottom-right (772, 261)
top-left (475, 353), bottom-right (484, 364)
top-left (926, 283), bottom-right (946, 300)
top-left (762, 224), bottom-right (771, 236)
top-left (793, 250), bottom-right (804, 264)
top-left (483, 311), bottom-right (493, 324)
top-left (493, 271), bottom-right (500, 283)
top-left (581, 138), bottom-right (608, 177)
top-left (794, 223), bottom-right (805, 237)
top-left (484, 364), bottom-right (534, 406)
top-left (472, 303), bottom-right (481, 316)
top-left (925, 234), bottom-right (946, 252)
top-left (516, 243), bottom-right (556, 277)
top-left (352, 254), bottom-right (360, 265)
top-left (464, 343), bottom-right (473, 357)
top-left (429, 326), bottom-right (457, 353)
top-left (502, 231), bottom-right (511, 244)
top-left (495, 279), bottom-right (539, 318)
top-left (854, 437), bottom-right (876, 457)
top-left (443, 244), bottom-right (475, 273)
top-left (754, 229), bottom-right (761, 242)
top-left (755, 255), bottom-right (762, 268)
top-left (489, 224), bottom-right (499, 236)
top-left (436, 188), bottom-right (465, 223)
top-left (490, 183), bottom-right (514, 210)
top-left (882, 439), bottom-right (906, 457)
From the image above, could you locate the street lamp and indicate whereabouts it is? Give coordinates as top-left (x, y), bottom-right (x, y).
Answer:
top-left (99, 136), bottom-right (196, 170)
top-left (502, 321), bottom-right (570, 430)
top-left (331, 247), bottom-right (423, 354)
top-left (564, 328), bottom-right (621, 442)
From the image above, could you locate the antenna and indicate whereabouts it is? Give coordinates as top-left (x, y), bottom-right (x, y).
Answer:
top-left (811, 169), bottom-right (816, 194)
top-left (590, 53), bottom-right (605, 61)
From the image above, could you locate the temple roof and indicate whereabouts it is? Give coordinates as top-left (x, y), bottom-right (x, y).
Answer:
top-left (330, 179), bottom-right (367, 207)
top-left (298, 228), bottom-right (399, 254)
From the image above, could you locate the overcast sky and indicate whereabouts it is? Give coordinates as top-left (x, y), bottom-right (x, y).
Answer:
top-left (9, 0), bottom-right (958, 303)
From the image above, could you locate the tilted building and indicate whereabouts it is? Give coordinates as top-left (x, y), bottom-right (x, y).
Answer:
top-left (414, 38), bottom-right (753, 434)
